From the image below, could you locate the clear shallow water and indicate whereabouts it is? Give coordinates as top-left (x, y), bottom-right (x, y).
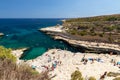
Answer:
top-left (0, 19), bottom-right (79, 60)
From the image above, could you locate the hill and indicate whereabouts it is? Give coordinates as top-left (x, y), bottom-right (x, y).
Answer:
top-left (63, 14), bottom-right (120, 44)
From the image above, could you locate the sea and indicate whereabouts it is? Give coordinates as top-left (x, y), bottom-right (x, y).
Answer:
top-left (0, 19), bottom-right (79, 60)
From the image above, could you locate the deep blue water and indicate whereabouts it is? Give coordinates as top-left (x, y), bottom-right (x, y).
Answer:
top-left (0, 19), bottom-right (78, 60)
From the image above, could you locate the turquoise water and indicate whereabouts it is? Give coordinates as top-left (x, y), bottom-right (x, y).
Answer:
top-left (0, 19), bottom-right (79, 60)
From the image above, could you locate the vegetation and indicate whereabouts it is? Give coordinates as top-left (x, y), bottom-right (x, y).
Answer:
top-left (63, 14), bottom-right (120, 44)
top-left (107, 72), bottom-right (120, 77)
top-left (66, 14), bottom-right (120, 22)
top-left (0, 46), bottom-right (50, 80)
top-left (0, 46), bottom-right (16, 62)
top-left (88, 76), bottom-right (96, 80)
top-left (113, 77), bottom-right (120, 80)
top-left (71, 70), bottom-right (84, 80)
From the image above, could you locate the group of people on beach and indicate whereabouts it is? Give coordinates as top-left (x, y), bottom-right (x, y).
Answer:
top-left (80, 52), bottom-right (120, 68)
top-left (30, 50), bottom-right (120, 80)
top-left (80, 54), bottom-right (104, 65)
top-left (39, 53), bottom-right (63, 72)
top-left (109, 52), bottom-right (120, 68)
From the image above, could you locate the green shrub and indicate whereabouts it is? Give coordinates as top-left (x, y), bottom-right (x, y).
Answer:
top-left (113, 77), bottom-right (120, 80)
top-left (108, 36), bottom-right (114, 43)
top-left (88, 76), bottom-right (96, 80)
top-left (107, 72), bottom-right (120, 77)
top-left (68, 29), bottom-right (77, 35)
top-left (78, 30), bottom-right (87, 36)
top-left (71, 70), bottom-right (84, 80)
top-left (99, 33), bottom-right (104, 37)
top-left (0, 46), bottom-right (16, 62)
top-left (107, 17), bottom-right (117, 21)
top-left (90, 32), bottom-right (97, 36)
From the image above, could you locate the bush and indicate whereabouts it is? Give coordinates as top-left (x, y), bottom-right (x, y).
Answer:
top-left (90, 32), bottom-right (97, 36)
top-left (0, 59), bottom-right (50, 80)
top-left (113, 77), bottom-right (120, 80)
top-left (99, 33), bottom-right (104, 37)
top-left (0, 46), bottom-right (50, 80)
top-left (68, 29), bottom-right (77, 35)
top-left (71, 70), bottom-right (84, 80)
top-left (107, 72), bottom-right (120, 77)
top-left (88, 76), bottom-right (96, 80)
top-left (0, 46), bottom-right (16, 62)
top-left (108, 36), bottom-right (114, 43)
top-left (78, 30), bottom-right (87, 36)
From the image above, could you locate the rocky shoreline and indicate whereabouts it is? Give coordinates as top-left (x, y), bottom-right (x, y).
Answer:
top-left (40, 26), bottom-right (120, 54)
top-left (0, 33), bottom-right (4, 36)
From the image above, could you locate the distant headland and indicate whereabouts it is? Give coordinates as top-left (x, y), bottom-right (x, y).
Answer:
top-left (40, 14), bottom-right (120, 54)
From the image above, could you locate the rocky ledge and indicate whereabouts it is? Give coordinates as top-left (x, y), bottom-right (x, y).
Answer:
top-left (40, 26), bottom-right (120, 54)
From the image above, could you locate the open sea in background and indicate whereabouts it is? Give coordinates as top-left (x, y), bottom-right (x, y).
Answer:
top-left (0, 19), bottom-right (79, 60)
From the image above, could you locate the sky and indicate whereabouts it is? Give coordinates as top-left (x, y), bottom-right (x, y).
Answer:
top-left (0, 0), bottom-right (120, 18)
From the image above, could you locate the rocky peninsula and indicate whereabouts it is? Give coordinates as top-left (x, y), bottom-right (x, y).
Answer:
top-left (40, 26), bottom-right (120, 54)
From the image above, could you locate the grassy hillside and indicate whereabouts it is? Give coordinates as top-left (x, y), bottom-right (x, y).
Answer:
top-left (63, 14), bottom-right (120, 44)
top-left (0, 46), bottom-right (50, 80)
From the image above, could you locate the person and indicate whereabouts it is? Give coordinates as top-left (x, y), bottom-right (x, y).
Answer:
top-left (117, 61), bottom-right (120, 68)
top-left (64, 53), bottom-right (66, 58)
top-left (81, 54), bottom-right (85, 62)
top-left (111, 59), bottom-right (114, 63)
top-left (113, 60), bottom-right (116, 66)
top-left (59, 61), bottom-right (62, 65)
top-left (83, 59), bottom-right (88, 65)
top-left (57, 54), bottom-right (60, 59)
top-left (31, 65), bottom-right (36, 70)
top-left (100, 71), bottom-right (107, 80)
top-left (53, 61), bottom-right (57, 68)
top-left (97, 58), bottom-right (101, 62)
top-left (48, 56), bottom-right (51, 63)
top-left (91, 58), bottom-right (95, 64)
top-left (51, 63), bottom-right (55, 71)
top-left (110, 52), bottom-right (113, 56)
top-left (53, 56), bottom-right (55, 60)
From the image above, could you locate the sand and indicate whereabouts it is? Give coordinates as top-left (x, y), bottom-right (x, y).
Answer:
top-left (12, 49), bottom-right (120, 80)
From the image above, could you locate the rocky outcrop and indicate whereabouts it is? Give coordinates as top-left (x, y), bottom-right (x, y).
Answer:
top-left (40, 26), bottom-right (63, 33)
top-left (0, 33), bottom-right (4, 36)
top-left (54, 36), bottom-right (120, 53)
top-left (12, 48), bottom-right (28, 59)
top-left (40, 27), bottom-right (120, 54)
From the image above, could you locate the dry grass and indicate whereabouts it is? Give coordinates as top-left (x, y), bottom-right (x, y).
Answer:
top-left (0, 59), bottom-right (50, 80)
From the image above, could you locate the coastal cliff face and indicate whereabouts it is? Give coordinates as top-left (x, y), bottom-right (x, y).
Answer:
top-left (40, 14), bottom-right (120, 54)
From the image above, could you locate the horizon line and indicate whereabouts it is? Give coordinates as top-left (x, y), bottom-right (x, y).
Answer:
top-left (0, 13), bottom-right (120, 19)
